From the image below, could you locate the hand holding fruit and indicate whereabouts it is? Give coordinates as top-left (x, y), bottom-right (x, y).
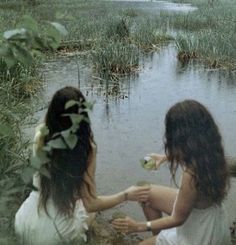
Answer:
top-left (140, 153), bottom-right (167, 171)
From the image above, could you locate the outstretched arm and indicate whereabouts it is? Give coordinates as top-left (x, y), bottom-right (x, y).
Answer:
top-left (113, 171), bottom-right (197, 233)
top-left (81, 146), bottom-right (150, 212)
top-left (149, 153), bottom-right (168, 169)
top-left (82, 185), bottom-right (150, 213)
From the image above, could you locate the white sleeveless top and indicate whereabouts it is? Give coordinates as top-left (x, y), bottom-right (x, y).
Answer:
top-left (15, 189), bottom-right (88, 245)
top-left (156, 204), bottom-right (231, 245)
top-left (15, 124), bottom-right (89, 244)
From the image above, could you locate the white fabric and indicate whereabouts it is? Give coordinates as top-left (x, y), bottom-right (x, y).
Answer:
top-left (156, 205), bottom-right (231, 245)
top-left (15, 125), bottom-right (89, 244)
top-left (15, 190), bottom-right (88, 245)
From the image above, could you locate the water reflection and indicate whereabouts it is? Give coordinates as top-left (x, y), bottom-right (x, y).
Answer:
top-left (109, 0), bottom-right (197, 13)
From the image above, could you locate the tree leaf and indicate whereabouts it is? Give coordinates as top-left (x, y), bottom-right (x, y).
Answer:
top-left (45, 36), bottom-right (60, 50)
top-left (62, 113), bottom-right (84, 125)
top-left (33, 35), bottom-right (47, 50)
top-left (65, 100), bottom-right (79, 110)
top-left (20, 15), bottom-right (38, 32)
top-left (3, 28), bottom-right (27, 40)
top-left (83, 101), bottom-right (95, 111)
top-left (47, 137), bottom-right (67, 149)
top-left (64, 133), bottom-right (78, 150)
top-left (50, 22), bottom-right (68, 36)
top-left (12, 44), bottom-right (33, 66)
top-left (46, 26), bottom-right (61, 47)
top-left (61, 128), bottom-right (71, 139)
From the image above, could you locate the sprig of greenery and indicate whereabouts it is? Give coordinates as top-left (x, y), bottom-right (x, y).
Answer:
top-left (0, 15), bottom-right (68, 69)
top-left (22, 100), bottom-right (94, 184)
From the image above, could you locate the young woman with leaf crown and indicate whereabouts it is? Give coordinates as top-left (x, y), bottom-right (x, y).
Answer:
top-left (15, 86), bottom-right (150, 244)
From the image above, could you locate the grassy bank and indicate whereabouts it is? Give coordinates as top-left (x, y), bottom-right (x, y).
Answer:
top-left (0, 0), bottom-right (173, 78)
top-left (0, 0), bottom-right (235, 70)
top-left (0, 56), bottom-right (36, 245)
top-left (0, 10), bottom-right (67, 243)
top-left (161, 0), bottom-right (236, 68)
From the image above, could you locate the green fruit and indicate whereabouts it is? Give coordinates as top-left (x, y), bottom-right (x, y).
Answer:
top-left (140, 157), bottom-right (156, 170)
top-left (112, 211), bottom-right (126, 220)
top-left (136, 180), bottom-right (150, 186)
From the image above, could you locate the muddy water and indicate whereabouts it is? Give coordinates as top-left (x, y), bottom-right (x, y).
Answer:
top-left (27, 0), bottom-right (236, 232)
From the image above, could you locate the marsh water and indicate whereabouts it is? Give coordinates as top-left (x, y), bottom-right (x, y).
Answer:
top-left (27, 0), bottom-right (236, 226)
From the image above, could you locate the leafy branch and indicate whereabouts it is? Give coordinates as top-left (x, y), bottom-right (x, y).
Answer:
top-left (0, 15), bottom-right (67, 69)
top-left (22, 100), bottom-right (94, 183)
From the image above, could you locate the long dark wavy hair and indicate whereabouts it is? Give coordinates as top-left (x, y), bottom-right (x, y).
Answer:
top-left (39, 86), bottom-right (95, 217)
top-left (164, 100), bottom-right (229, 204)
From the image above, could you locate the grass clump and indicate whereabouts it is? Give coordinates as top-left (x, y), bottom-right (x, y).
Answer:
top-left (132, 18), bottom-right (173, 51)
top-left (176, 33), bottom-right (198, 63)
top-left (104, 17), bottom-right (130, 41)
top-left (169, 0), bottom-right (236, 69)
top-left (121, 8), bottom-right (139, 18)
top-left (91, 41), bottom-right (139, 77)
top-left (176, 28), bottom-right (236, 68)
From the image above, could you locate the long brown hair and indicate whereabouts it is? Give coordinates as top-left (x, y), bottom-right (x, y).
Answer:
top-left (164, 100), bottom-right (229, 204)
top-left (39, 86), bottom-right (95, 217)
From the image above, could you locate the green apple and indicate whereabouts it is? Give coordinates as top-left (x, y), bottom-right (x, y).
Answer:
top-left (140, 156), bottom-right (156, 170)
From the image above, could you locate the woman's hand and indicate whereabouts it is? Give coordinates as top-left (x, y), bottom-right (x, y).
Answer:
top-left (124, 185), bottom-right (150, 202)
top-left (148, 153), bottom-right (167, 170)
top-left (112, 216), bottom-right (138, 234)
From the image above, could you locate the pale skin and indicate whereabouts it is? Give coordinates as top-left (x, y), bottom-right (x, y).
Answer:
top-left (80, 143), bottom-right (150, 213)
top-left (112, 153), bottom-right (208, 245)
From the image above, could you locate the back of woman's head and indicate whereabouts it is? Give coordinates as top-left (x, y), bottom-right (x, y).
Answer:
top-left (164, 100), bottom-right (229, 204)
top-left (39, 86), bottom-right (94, 216)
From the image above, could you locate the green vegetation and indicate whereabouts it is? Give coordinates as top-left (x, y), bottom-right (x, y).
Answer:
top-left (132, 17), bottom-right (173, 51)
top-left (0, 0), bottom-right (174, 77)
top-left (0, 0), bottom-right (235, 243)
top-left (162, 0), bottom-right (236, 68)
top-left (91, 41), bottom-right (139, 76)
top-left (0, 13), bottom-right (66, 243)
top-left (1, 0), bottom-right (235, 70)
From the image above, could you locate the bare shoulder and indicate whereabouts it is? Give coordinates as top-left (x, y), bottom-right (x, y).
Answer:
top-left (180, 170), bottom-right (197, 196)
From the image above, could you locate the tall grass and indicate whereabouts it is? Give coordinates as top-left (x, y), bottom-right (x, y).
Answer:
top-left (91, 40), bottom-right (139, 76)
top-left (0, 11), bottom-right (65, 244)
top-left (168, 0), bottom-right (236, 68)
top-left (0, 47), bottom-right (38, 243)
top-left (0, 80), bottom-right (32, 243)
top-left (132, 17), bottom-right (173, 51)
top-left (104, 17), bottom-right (130, 41)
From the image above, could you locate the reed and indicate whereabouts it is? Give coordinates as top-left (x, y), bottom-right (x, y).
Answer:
top-left (91, 40), bottom-right (140, 76)
top-left (170, 0), bottom-right (236, 68)
top-left (132, 17), bottom-right (173, 51)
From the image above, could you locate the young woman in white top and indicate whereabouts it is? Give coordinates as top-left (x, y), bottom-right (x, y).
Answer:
top-left (113, 100), bottom-right (231, 245)
top-left (15, 86), bottom-right (150, 244)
